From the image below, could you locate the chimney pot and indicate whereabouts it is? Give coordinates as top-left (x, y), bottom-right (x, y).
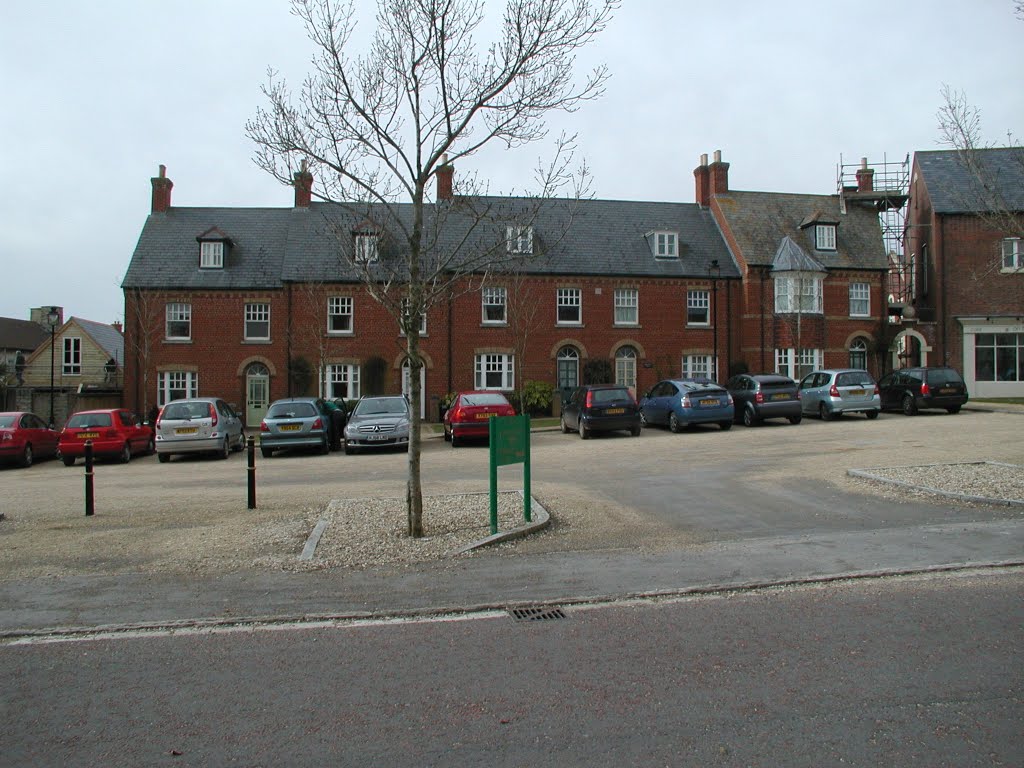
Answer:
top-left (855, 159), bottom-right (875, 192)
top-left (700, 153), bottom-right (708, 167)
top-left (150, 164), bottom-right (173, 213)
top-left (713, 150), bottom-right (722, 164)
top-left (709, 150), bottom-right (729, 196)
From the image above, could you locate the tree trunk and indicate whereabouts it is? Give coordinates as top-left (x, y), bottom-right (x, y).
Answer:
top-left (406, 330), bottom-right (424, 538)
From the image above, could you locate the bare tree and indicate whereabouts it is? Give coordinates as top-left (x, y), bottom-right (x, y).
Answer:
top-left (123, 288), bottom-right (168, 420)
top-left (247, 0), bottom-right (616, 537)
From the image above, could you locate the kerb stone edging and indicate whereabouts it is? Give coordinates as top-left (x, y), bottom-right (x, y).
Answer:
top-left (847, 461), bottom-right (1024, 507)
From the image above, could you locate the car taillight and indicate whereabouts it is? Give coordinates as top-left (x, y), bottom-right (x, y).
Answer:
top-left (681, 395), bottom-right (691, 408)
top-left (796, 391), bottom-right (802, 400)
top-left (312, 417), bottom-right (323, 430)
top-left (920, 381), bottom-right (930, 397)
top-left (727, 393), bottom-right (734, 405)
top-left (873, 383), bottom-right (880, 395)
top-left (585, 391), bottom-right (593, 408)
top-left (208, 403), bottom-right (218, 426)
top-left (451, 407), bottom-right (464, 422)
top-left (755, 391), bottom-right (764, 404)
top-left (829, 384), bottom-right (840, 398)
top-left (260, 421), bottom-right (269, 432)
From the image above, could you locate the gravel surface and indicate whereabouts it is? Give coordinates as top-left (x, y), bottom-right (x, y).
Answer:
top-left (850, 461), bottom-right (1024, 505)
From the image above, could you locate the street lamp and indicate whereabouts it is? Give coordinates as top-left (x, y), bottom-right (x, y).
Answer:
top-left (708, 260), bottom-right (721, 382)
top-left (46, 306), bottom-right (59, 428)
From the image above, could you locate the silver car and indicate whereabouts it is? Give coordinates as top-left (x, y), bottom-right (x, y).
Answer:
top-left (259, 397), bottom-right (331, 458)
top-left (343, 396), bottom-right (410, 454)
top-left (798, 369), bottom-right (880, 421)
top-left (155, 397), bottom-right (245, 462)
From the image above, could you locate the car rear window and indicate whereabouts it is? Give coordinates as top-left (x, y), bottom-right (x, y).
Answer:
top-left (591, 388), bottom-right (632, 404)
top-left (0, 415), bottom-right (16, 428)
top-left (461, 394), bottom-right (509, 407)
top-left (67, 413), bottom-right (113, 428)
top-left (161, 402), bottom-right (210, 420)
top-left (836, 372), bottom-right (875, 387)
top-left (267, 402), bottom-right (317, 418)
top-left (925, 369), bottom-right (964, 386)
top-left (756, 376), bottom-right (795, 389)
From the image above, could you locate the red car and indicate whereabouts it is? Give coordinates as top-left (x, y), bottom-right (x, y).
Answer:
top-left (59, 409), bottom-right (154, 466)
top-left (0, 411), bottom-right (60, 468)
top-left (443, 391), bottom-right (516, 447)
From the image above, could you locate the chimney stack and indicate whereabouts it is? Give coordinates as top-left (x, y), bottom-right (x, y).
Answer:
top-left (436, 154), bottom-right (454, 201)
top-left (694, 153), bottom-right (710, 207)
top-left (293, 165), bottom-right (314, 208)
top-left (150, 164), bottom-right (173, 213)
top-left (112, 321), bottom-right (123, 334)
top-left (855, 157), bottom-right (874, 192)
top-left (709, 150), bottom-right (729, 196)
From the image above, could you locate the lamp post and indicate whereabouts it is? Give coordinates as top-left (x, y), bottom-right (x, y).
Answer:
top-left (708, 260), bottom-right (721, 382)
top-left (46, 306), bottom-right (59, 428)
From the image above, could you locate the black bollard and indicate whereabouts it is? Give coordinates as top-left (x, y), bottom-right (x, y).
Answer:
top-left (247, 435), bottom-right (256, 509)
top-left (84, 440), bottom-right (95, 516)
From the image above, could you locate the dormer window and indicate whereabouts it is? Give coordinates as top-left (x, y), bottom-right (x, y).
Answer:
top-left (354, 234), bottom-right (379, 263)
top-left (815, 224), bottom-right (837, 251)
top-left (200, 241), bottom-right (224, 269)
top-left (507, 226), bottom-right (533, 254)
top-left (646, 231), bottom-right (678, 259)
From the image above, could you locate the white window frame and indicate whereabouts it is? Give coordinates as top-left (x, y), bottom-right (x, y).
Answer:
top-left (474, 354), bottom-right (515, 390)
top-left (849, 282), bottom-right (870, 317)
top-left (615, 346), bottom-right (638, 392)
top-left (556, 288), bottom-right (582, 325)
top-left (244, 303), bottom-right (271, 341)
top-left (614, 288), bottom-right (638, 326)
top-left (200, 241), bottom-right (224, 269)
top-left (62, 337), bottom-right (81, 375)
top-left (775, 348), bottom-right (822, 380)
top-left (354, 234), bottom-right (379, 264)
top-left (1002, 238), bottom-right (1023, 271)
top-left (815, 224), bottom-right (837, 251)
top-left (652, 231), bottom-right (678, 259)
top-left (682, 355), bottom-right (717, 381)
top-left (774, 276), bottom-right (823, 314)
top-left (328, 296), bottom-right (353, 334)
top-left (157, 371), bottom-right (198, 406)
top-left (326, 363), bottom-right (360, 399)
top-left (482, 287), bottom-right (507, 324)
top-left (687, 290), bottom-right (710, 326)
top-left (507, 226), bottom-right (533, 255)
top-left (165, 302), bottom-right (191, 341)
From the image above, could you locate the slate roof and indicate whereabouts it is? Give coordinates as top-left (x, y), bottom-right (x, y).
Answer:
top-left (712, 190), bottom-right (887, 270)
top-left (914, 148), bottom-right (1024, 214)
top-left (123, 197), bottom-right (738, 290)
top-left (75, 318), bottom-right (124, 364)
top-left (0, 317), bottom-right (49, 352)
top-left (771, 236), bottom-right (826, 273)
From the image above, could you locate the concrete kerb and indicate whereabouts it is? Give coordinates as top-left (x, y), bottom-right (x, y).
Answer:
top-left (847, 460), bottom-right (1024, 507)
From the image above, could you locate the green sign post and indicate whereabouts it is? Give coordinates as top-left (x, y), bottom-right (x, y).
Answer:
top-left (488, 414), bottom-right (531, 535)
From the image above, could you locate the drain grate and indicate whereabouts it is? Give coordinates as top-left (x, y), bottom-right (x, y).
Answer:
top-left (508, 606), bottom-right (567, 622)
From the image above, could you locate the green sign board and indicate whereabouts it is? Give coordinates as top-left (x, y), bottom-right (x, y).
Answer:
top-left (488, 415), bottom-right (531, 534)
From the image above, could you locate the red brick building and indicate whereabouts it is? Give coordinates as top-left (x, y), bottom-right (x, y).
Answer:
top-left (122, 153), bottom-right (889, 425)
top-left (900, 148), bottom-right (1024, 397)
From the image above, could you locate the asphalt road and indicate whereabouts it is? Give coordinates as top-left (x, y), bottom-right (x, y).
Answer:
top-left (4, 569), bottom-right (1021, 767)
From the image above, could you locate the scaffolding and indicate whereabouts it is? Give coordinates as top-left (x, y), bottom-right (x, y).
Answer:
top-left (837, 154), bottom-right (911, 310)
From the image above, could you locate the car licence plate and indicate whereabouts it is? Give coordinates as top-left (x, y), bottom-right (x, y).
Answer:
top-left (771, 393), bottom-right (790, 400)
top-left (176, 427), bottom-right (199, 435)
top-left (279, 424), bottom-right (301, 432)
top-left (78, 432), bottom-right (99, 440)
top-left (699, 399), bottom-right (718, 407)
top-left (849, 389), bottom-right (865, 396)
top-left (604, 408), bottom-right (624, 415)
top-left (475, 413), bottom-right (492, 420)
top-left (940, 387), bottom-right (956, 394)
top-left (366, 434), bottom-right (389, 441)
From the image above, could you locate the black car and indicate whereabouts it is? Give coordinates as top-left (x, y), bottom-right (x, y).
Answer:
top-left (878, 367), bottom-right (969, 415)
top-left (560, 384), bottom-right (642, 439)
top-left (726, 373), bottom-right (802, 426)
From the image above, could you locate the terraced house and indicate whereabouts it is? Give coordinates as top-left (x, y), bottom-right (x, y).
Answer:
top-left (122, 153), bottom-right (889, 426)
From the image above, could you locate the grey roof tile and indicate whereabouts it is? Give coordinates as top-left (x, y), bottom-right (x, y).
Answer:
top-left (915, 147), bottom-right (1024, 214)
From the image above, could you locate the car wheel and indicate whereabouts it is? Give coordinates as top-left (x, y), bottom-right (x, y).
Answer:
top-left (18, 444), bottom-right (33, 468)
top-left (119, 442), bottom-right (131, 464)
top-left (669, 412), bottom-right (681, 433)
top-left (451, 431), bottom-right (459, 448)
top-left (561, 416), bottom-right (572, 434)
top-left (62, 455), bottom-right (76, 467)
top-left (158, 453), bottom-right (170, 463)
top-left (443, 426), bottom-right (451, 442)
top-left (819, 403), bottom-right (832, 421)
top-left (234, 433), bottom-right (246, 452)
top-left (866, 410), bottom-right (879, 420)
top-left (218, 438), bottom-right (230, 460)
top-left (788, 414), bottom-right (802, 425)
top-left (742, 407), bottom-right (756, 427)
top-left (902, 394), bottom-right (917, 416)
top-left (261, 447), bottom-right (273, 459)
top-left (639, 410), bottom-right (648, 427)
top-left (947, 406), bottom-right (961, 415)
top-left (630, 425), bottom-right (641, 437)
top-left (719, 421), bottom-right (732, 431)
top-left (578, 420), bottom-right (590, 440)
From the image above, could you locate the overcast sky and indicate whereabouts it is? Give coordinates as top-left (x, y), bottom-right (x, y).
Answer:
top-left (2, 0), bottom-right (1021, 327)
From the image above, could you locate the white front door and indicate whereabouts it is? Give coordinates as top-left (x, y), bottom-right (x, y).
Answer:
top-left (246, 365), bottom-right (270, 427)
top-left (402, 363), bottom-right (426, 419)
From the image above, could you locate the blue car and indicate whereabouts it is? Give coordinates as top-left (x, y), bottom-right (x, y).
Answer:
top-left (639, 379), bottom-right (734, 432)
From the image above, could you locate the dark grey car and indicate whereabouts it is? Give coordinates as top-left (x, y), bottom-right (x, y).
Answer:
top-left (343, 396), bottom-right (411, 454)
top-left (259, 397), bottom-right (332, 458)
top-left (726, 373), bottom-right (802, 426)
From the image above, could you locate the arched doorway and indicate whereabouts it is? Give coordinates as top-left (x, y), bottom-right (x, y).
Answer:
top-left (245, 363), bottom-right (270, 427)
top-left (556, 345), bottom-right (579, 401)
top-left (890, 329), bottom-right (931, 370)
